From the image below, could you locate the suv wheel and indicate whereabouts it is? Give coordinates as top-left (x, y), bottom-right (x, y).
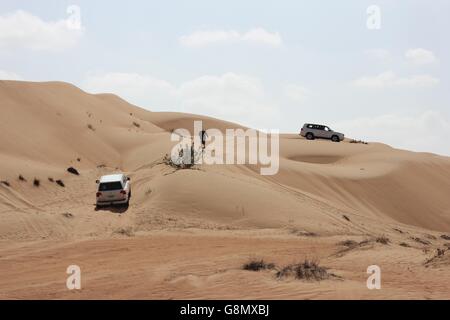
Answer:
top-left (306, 132), bottom-right (314, 140)
top-left (331, 135), bottom-right (340, 142)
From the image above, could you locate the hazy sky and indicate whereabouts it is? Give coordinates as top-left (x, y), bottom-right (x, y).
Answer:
top-left (1, 0), bottom-right (449, 155)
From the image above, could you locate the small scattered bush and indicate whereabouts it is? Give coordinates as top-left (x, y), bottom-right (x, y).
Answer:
top-left (33, 178), bottom-right (40, 187)
top-left (132, 121), bottom-right (140, 128)
top-left (1, 180), bottom-right (10, 187)
top-left (113, 227), bottom-right (134, 237)
top-left (440, 235), bottom-right (450, 241)
top-left (342, 215), bottom-right (351, 222)
top-left (77, 158), bottom-right (81, 162)
top-left (18, 175), bottom-right (26, 182)
top-left (276, 260), bottom-right (332, 281)
top-left (399, 242), bottom-right (411, 248)
top-left (163, 144), bottom-right (201, 170)
top-left (376, 236), bottom-right (390, 245)
top-left (48, 177), bottom-right (54, 182)
top-left (62, 212), bottom-right (74, 218)
top-left (349, 139), bottom-right (368, 145)
top-left (338, 240), bottom-right (358, 248)
top-left (56, 179), bottom-right (65, 187)
top-left (87, 124), bottom-right (95, 131)
top-left (67, 167), bottom-right (80, 175)
top-left (411, 237), bottom-right (431, 245)
top-left (243, 259), bottom-right (275, 271)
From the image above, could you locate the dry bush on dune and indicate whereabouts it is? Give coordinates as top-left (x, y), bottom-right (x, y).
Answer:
top-left (338, 240), bottom-right (358, 248)
top-left (376, 236), bottom-right (390, 245)
top-left (399, 242), bottom-right (411, 247)
top-left (33, 178), bottom-right (40, 187)
top-left (349, 139), bottom-right (368, 145)
top-left (18, 175), bottom-right (26, 182)
top-left (55, 180), bottom-right (65, 187)
top-left (87, 124), bottom-right (95, 131)
top-left (276, 260), bottom-right (334, 281)
top-left (411, 237), bottom-right (431, 245)
top-left (48, 177), bottom-right (54, 182)
top-left (132, 121), bottom-right (140, 128)
top-left (67, 167), bottom-right (79, 175)
top-left (441, 235), bottom-right (450, 240)
top-left (163, 145), bottom-right (201, 170)
top-left (243, 259), bottom-right (275, 271)
top-left (1, 180), bottom-right (10, 187)
top-left (113, 227), bottom-right (134, 237)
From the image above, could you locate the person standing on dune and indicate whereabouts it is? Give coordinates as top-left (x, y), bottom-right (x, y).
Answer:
top-left (200, 129), bottom-right (208, 149)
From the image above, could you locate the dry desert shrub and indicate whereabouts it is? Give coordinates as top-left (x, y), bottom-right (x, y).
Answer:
top-left (132, 121), bottom-right (140, 128)
top-left (375, 236), bottom-right (390, 245)
top-left (48, 177), bottom-right (54, 182)
top-left (33, 178), bottom-right (40, 187)
top-left (56, 179), bottom-right (65, 187)
top-left (87, 124), bottom-right (95, 131)
top-left (67, 167), bottom-right (80, 175)
top-left (1, 180), bottom-right (10, 187)
top-left (113, 227), bottom-right (134, 237)
top-left (349, 139), bottom-right (368, 144)
top-left (276, 260), bottom-right (333, 281)
top-left (243, 259), bottom-right (275, 271)
top-left (18, 175), bottom-right (26, 182)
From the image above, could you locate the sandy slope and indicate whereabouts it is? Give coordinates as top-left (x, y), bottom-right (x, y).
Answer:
top-left (0, 80), bottom-right (449, 299)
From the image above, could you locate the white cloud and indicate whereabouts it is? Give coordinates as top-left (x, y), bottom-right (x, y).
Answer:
top-left (82, 72), bottom-right (278, 129)
top-left (405, 48), bottom-right (437, 65)
top-left (179, 73), bottom-right (277, 127)
top-left (353, 71), bottom-right (439, 88)
top-left (337, 111), bottom-right (450, 156)
top-left (364, 48), bottom-right (391, 61)
top-left (0, 10), bottom-right (84, 51)
top-left (284, 84), bottom-right (309, 103)
top-left (0, 70), bottom-right (23, 80)
top-left (179, 28), bottom-right (282, 47)
top-left (82, 72), bottom-right (178, 109)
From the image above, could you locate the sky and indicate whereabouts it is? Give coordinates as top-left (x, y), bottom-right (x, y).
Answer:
top-left (0, 0), bottom-right (449, 155)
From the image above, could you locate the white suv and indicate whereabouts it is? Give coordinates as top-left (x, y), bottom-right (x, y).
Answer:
top-left (96, 174), bottom-right (131, 207)
top-left (300, 123), bottom-right (345, 142)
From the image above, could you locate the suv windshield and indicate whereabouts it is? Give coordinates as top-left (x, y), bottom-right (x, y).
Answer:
top-left (99, 181), bottom-right (123, 191)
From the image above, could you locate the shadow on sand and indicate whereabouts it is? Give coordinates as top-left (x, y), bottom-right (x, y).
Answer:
top-left (95, 203), bottom-right (129, 214)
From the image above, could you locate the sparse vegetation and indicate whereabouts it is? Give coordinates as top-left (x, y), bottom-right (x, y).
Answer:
top-left (77, 158), bottom-right (81, 162)
top-left (56, 179), bottom-right (65, 187)
top-left (163, 144), bottom-right (201, 170)
top-left (132, 121), bottom-right (140, 128)
top-left (338, 240), bottom-right (358, 248)
top-left (243, 259), bottom-right (275, 271)
top-left (33, 178), bottom-right (40, 187)
top-left (393, 228), bottom-right (404, 234)
top-left (399, 242), bottom-right (411, 248)
top-left (67, 167), bottom-right (80, 175)
top-left (342, 215), bottom-right (350, 222)
top-left (1, 180), bottom-right (10, 187)
top-left (48, 177), bottom-right (54, 182)
top-left (349, 139), bottom-right (368, 145)
top-left (97, 164), bottom-right (106, 168)
top-left (290, 228), bottom-right (317, 237)
top-left (61, 212), bottom-right (74, 218)
top-left (411, 237), bottom-right (431, 245)
top-left (87, 124), bottom-right (95, 131)
top-left (441, 235), bottom-right (450, 241)
top-left (276, 260), bottom-right (334, 281)
top-left (376, 236), bottom-right (390, 245)
top-left (113, 227), bottom-right (134, 237)
top-left (425, 247), bottom-right (448, 266)
top-left (18, 175), bottom-right (26, 182)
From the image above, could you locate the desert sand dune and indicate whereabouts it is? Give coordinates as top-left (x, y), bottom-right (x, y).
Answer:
top-left (0, 80), bottom-right (449, 299)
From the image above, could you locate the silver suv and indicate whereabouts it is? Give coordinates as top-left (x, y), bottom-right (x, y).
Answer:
top-left (300, 123), bottom-right (344, 142)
